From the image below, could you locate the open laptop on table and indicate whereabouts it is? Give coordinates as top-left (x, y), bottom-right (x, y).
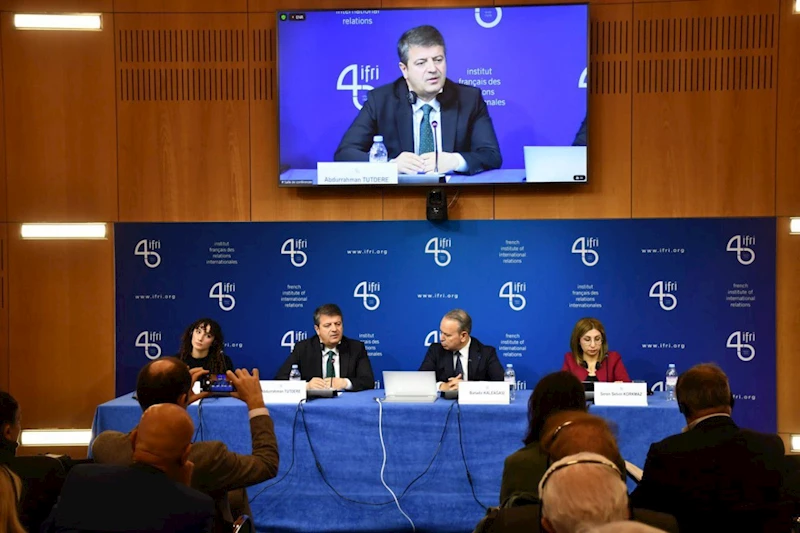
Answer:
top-left (382, 371), bottom-right (438, 403)
top-left (582, 381), bottom-right (595, 402)
top-left (523, 146), bottom-right (587, 183)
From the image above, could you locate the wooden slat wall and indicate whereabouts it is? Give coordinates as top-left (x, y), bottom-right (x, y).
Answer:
top-left (776, 0), bottom-right (800, 216)
top-left (0, 0), bottom-right (799, 444)
top-left (116, 14), bottom-right (251, 221)
top-left (631, 0), bottom-right (778, 217)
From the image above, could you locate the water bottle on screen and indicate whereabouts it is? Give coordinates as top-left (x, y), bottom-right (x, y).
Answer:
top-left (369, 135), bottom-right (388, 163)
top-left (504, 364), bottom-right (517, 401)
top-left (289, 364), bottom-right (302, 382)
top-left (665, 363), bottom-right (678, 401)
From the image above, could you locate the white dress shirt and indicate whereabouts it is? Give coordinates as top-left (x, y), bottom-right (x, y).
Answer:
top-left (410, 97), bottom-right (468, 173)
top-left (321, 346), bottom-right (352, 390)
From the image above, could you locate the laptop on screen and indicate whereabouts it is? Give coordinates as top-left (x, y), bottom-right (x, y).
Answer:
top-left (582, 381), bottom-right (595, 402)
top-left (382, 371), bottom-right (438, 403)
top-left (523, 146), bottom-right (587, 183)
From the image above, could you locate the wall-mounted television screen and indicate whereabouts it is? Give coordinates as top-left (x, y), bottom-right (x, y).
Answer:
top-left (277, 5), bottom-right (588, 187)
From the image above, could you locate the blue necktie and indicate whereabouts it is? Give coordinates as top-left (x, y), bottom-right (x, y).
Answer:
top-left (453, 351), bottom-right (464, 379)
top-left (419, 104), bottom-right (434, 155)
top-left (325, 351), bottom-right (336, 378)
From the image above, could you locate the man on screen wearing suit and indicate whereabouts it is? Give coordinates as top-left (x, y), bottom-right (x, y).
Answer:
top-left (334, 25), bottom-right (502, 176)
top-left (275, 303), bottom-right (375, 392)
top-left (419, 309), bottom-right (504, 391)
top-left (630, 363), bottom-right (790, 532)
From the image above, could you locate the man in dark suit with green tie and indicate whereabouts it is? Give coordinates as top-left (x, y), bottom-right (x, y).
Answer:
top-left (275, 303), bottom-right (376, 392)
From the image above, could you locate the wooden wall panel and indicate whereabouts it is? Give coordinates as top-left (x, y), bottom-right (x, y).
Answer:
top-left (249, 13), bottom-right (382, 221)
top-left (2, 13), bottom-right (117, 222)
top-left (7, 225), bottom-right (115, 429)
top-left (631, 0), bottom-right (778, 218)
top-left (116, 14), bottom-right (250, 221)
top-left (0, 22), bottom-right (5, 224)
top-left (777, 218), bottom-right (800, 438)
top-left (254, 0), bottom-right (380, 11)
top-left (113, 0), bottom-right (246, 12)
top-left (495, 3), bottom-right (632, 219)
top-left (0, 0), bottom-right (111, 10)
top-left (776, 0), bottom-right (800, 216)
top-left (0, 225), bottom-right (7, 392)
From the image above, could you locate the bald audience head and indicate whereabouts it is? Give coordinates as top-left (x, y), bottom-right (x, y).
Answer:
top-left (541, 410), bottom-right (626, 477)
top-left (131, 403), bottom-right (194, 483)
top-left (135, 357), bottom-right (192, 411)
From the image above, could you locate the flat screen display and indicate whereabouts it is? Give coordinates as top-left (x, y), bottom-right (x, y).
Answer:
top-left (277, 5), bottom-right (588, 187)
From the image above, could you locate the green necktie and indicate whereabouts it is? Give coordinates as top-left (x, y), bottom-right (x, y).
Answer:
top-left (325, 350), bottom-right (336, 378)
top-left (419, 104), bottom-right (434, 155)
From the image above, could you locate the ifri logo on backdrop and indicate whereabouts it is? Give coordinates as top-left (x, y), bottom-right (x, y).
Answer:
top-left (727, 331), bottom-right (756, 362)
top-left (354, 281), bottom-right (381, 310)
top-left (649, 281), bottom-right (678, 311)
top-left (726, 235), bottom-right (756, 265)
top-left (425, 237), bottom-right (452, 267)
top-left (424, 330), bottom-right (440, 346)
top-left (281, 330), bottom-right (308, 352)
top-left (337, 64), bottom-right (378, 110)
top-left (209, 282), bottom-right (236, 311)
top-left (281, 238), bottom-right (308, 267)
top-left (135, 331), bottom-right (162, 360)
top-left (571, 237), bottom-right (599, 266)
top-left (499, 281), bottom-right (527, 311)
top-left (134, 239), bottom-right (161, 268)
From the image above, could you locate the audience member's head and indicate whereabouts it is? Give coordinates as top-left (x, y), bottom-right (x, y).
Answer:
top-left (524, 371), bottom-right (586, 445)
top-left (541, 410), bottom-right (626, 477)
top-left (538, 452), bottom-right (629, 533)
top-left (131, 404), bottom-right (194, 484)
top-left (135, 357), bottom-right (192, 411)
top-left (0, 391), bottom-right (21, 449)
top-left (591, 521), bottom-right (666, 533)
top-left (675, 363), bottom-right (733, 422)
top-left (0, 465), bottom-right (25, 533)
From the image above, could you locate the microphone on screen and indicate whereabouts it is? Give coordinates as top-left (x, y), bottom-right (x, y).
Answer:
top-left (431, 120), bottom-right (439, 174)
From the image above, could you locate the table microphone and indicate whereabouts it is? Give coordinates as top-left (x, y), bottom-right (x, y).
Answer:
top-left (431, 120), bottom-right (439, 174)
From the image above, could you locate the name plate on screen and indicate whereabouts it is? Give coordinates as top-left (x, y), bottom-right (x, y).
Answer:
top-left (259, 380), bottom-right (306, 404)
top-left (317, 162), bottom-right (398, 185)
top-left (594, 382), bottom-right (648, 406)
top-left (458, 381), bottom-right (510, 405)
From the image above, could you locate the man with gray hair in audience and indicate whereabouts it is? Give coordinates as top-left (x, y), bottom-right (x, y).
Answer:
top-left (538, 452), bottom-right (629, 533)
top-left (591, 522), bottom-right (666, 533)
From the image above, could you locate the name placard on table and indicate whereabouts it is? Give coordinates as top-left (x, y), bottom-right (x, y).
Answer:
top-left (458, 381), bottom-right (510, 405)
top-left (317, 162), bottom-right (398, 185)
top-left (594, 382), bottom-right (648, 407)
top-left (259, 380), bottom-right (306, 404)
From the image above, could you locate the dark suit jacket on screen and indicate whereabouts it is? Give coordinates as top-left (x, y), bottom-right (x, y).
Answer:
top-left (630, 415), bottom-right (788, 532)
top-left (43, 463), bottom-right (214, 533)
top-left (419, 336), bottom-right (504, 383)
top-left (275, 334), bottom-right (375, 392)
top-left (334, 77), bottom-right (502, 175)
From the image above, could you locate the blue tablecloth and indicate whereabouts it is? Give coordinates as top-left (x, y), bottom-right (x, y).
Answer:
top-left (92, 390), bottom-right (684, 533)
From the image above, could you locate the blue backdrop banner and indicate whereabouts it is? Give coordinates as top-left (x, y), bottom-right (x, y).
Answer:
top-left (115, 218), bottom-right (775, 432)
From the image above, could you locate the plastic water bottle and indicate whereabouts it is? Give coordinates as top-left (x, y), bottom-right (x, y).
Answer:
top-left (504, 364), bottom-right (517, 401)
top-left (289, 364), bottom-right (302, 382)
top-left (665, 363), bottom-right (678, 401)
top-left (369, 135), bottom-right (388, 163)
